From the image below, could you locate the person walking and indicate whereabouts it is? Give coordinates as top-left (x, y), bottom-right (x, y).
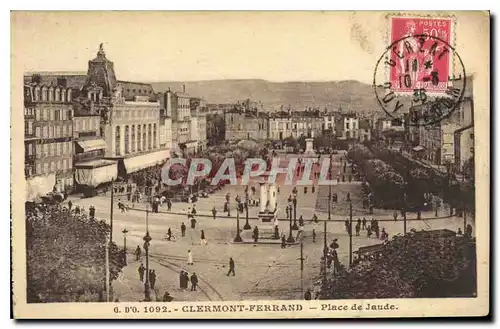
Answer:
top-left (299, 215), bottom-right (304, 227)
top-left (362, 217), bottom-right (367, 230)
top-left (393, 211), bottom-right (398, 221)
top-left (68, 200), bottom-right (73, 211)
top-left (135, 245), bottom-right (142, 261)
top-left (227, 257), bottom-right (235, 276)
top-left (281, 235), bottom-right (287, 249)
top-left (200, 230), bottom-right (207, 246)
top-left (167, 198), bottom-right (172, 211)
top-left (179, 270), bottom-right (184, 289)
top-left (181, 222), bottom-right (186, 237)
top-left (355, 222), bottom-right (361, 236)
top-left (190, 217), bottom-right (197, 229)
top-left (190, 273), bottom-right (198, 291)
top-left (252, 226), bottom-right (259, 243)
top-left (187, 250), bottom-right (194, 265)
top-left (138, 263), bottom-right (145, 282)
top-left (304, 289), bottom-right (312, 300)
top-left (149, 270), bottom-right (156, 290)
top-left (212, 207), bottom-right (217, 220)
top-left (182, 271), bottom-right (189, 289)
top-left (312, 228), bottom-right (316, 243)
top-left (167, 227), bottom-right (172, 241)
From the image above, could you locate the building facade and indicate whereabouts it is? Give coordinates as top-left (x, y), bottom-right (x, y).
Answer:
top-left (24, 79), bottom-right (75, 198)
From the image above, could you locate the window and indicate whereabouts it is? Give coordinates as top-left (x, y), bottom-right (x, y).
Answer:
top-left (36, 163), bottom-right (41, 174)
top-left (55, 88), bottom-right (60, 102)
top-left (131, 125), bottom-right (136, 153)
top-left (153, 124), bottom-right (157, 149)
top-left (43, 162), bottom-right (49, 174)
top-left (62, 159), bottom-right (66, 171)
top-left (137, 125), bottom-right (142, 151)
top-left (56, 160), bottom-right (61, 170)
top-left (124, 125), bottom-right (130, 154)
top-left (82, 119), bottom-right (86, 131)
top-left (148, 124), bottom-right (152, 150)
top-left (143, 124), bottom-right (147, 151)
top-left (346, 122), bottom-right (350, 129)
top-left (115, 126), bottom-right (121, 156)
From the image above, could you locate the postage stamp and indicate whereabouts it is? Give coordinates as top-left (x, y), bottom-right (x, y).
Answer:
top-left (10, 11), bottom-right (490, 320)
top-left (373, 15), bottom-right (466, 126)
top-left (389, 16), bottom-right (454, 94)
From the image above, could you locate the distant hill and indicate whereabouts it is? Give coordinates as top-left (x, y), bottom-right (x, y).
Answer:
top-left (149, 79), bottom-right (382, 112)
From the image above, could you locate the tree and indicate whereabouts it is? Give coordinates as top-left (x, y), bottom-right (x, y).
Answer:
top-left (320, 233), bottom-right (476, 299)
top-left (26, 205), bottom-right (126, 303)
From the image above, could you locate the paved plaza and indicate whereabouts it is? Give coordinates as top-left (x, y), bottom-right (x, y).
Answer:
top-left (67, 153), bottom-right (472, 302)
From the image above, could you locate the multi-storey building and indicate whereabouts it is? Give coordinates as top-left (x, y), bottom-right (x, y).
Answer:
top-left (225, 108), bottom-right (269, 140)
top-left (268, 112), bottom-right (292, 140)
top-left (453, 80), bottom-right (474, 173)
top-left (24, 78), bottom-right (75, 197)
top-left (335, 114), bottom-right (359, 140)
top-left (323, 114), bottom-right (336, 134)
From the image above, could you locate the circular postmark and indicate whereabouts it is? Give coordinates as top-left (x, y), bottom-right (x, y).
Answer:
top-left (373, 34), bottom-right (466, 127)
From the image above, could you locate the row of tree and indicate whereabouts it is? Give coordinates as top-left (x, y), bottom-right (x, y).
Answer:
top-left (319, 233), bottom-right (476, 299)
top-left (27, 205), bottom-right (125, 303)
top-left (347, 144), bottom-right (406, 209)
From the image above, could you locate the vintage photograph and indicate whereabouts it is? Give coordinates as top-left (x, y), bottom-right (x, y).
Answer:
top-left (11, 11), bottom-right (490, 318)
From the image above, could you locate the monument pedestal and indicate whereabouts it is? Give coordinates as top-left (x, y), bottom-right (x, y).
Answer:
top-left (304, 138), bottom-right (316, 156)
top-left (259, 210), bottom-right (275, 222)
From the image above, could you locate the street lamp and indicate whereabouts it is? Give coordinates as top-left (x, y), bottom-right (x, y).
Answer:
top-left (348, 200), bottom-right (353, 267)
top-left (328, 154), bottom-right (333, 220)
top-left (286, 204), bottom-right (295, 243)
top-left (122, 228), bottom-right (129, 265)
top-left (234, 203), bottom-right (243, 243)
top-left (143, 205), bottom-right (152, 302)
top-left (291, 196), bottom-right (299, 230)
top-left (243, 187), bottom-right (251, 230)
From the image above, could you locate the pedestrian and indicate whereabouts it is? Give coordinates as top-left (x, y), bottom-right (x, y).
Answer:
top-left (466, 224), bottom-right (473, 238)
top-left (274, 225), bottom-right (280, 239)
top-left (355, 222), bottom-right (360, 236)
top-left (296, 224), bottom-right (304, 241)
top-left (312, 213), bottom-right (318, 223)
top-left (227, 257), bottom-right (235, 276)
top-left (299, 215), bottom-right (304, 227)
top-left (281, 235), bottom-right (287, 248)
top-left (190, 216), bottom-right (197, 229)
top-left (367, 225), bottom-right (372, 237)
top-left (201, 230), bottom-right (207, 246)
top-left (393, 211), bottom-right (398, 221)
top-left (362, 217), bottom-right (367, 230)
top-left (149, 270), bottom-right (156, 289)
top-left (187, 250), bottom-right (193, 265)
top-left (167, 227), bottom-right (172, 241)
top-left (180, 222), bottom-right (186, 237)
top-left (182, 271), bottom-right (189, 289)
top-left (179, 271), bottom-right (185, 289)
top-left (304, 289), bottom-right (312, 300)
top-left (138, 263), bottom-right (145, 282)
top-left (135, 245), bottom-right (141, 261)
top-left (68, 200), bottom-right (73, 210)
top-left (212, 207), bottom-right (217, 220)
top-left (253, 226), bottom-right (259, 243)
top-left (330, 238), bottom-right (339, 250)
top-left (375, 225), bottom-right (380, 239)
top-left (190, 272), bottom-right (198, 291)
top-left (312, 229), bottom-right (316, 243)
top-left (344, 219), bottom-right (349, 233)
top-left (192, 205), bottom-right (197, 215)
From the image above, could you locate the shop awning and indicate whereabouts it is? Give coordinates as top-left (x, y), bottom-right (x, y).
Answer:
top-left (124, 149), bottom-right (170, 174)
top-left (76, 139), bottom-right (107, 153)
top-left (75, 160), bottom-right (118, 187)
top-left (412, 145), bottom-right (426, 152)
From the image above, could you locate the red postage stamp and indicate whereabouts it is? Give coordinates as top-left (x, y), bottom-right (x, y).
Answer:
top-left (389, 16), bottom-right (454, 94)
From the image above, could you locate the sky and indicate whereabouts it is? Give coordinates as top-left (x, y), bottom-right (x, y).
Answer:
top-left (12, 11), bottom-right (488, 84)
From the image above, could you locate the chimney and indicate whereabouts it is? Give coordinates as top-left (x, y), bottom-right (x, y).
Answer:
top-left (183, 84), bottom-right (186, 93)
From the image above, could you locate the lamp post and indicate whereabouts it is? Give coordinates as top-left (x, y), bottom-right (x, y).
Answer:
top-left (234, 203), bottom-right (243, 243)
top-left (243, 187), bottom-right (251, 230)
top-left (292, 196), bottom-right (299, 230)
top-left (286, 204), bottom-right (295, 243)
top-left (122, 228), bottom-right (129, 265)
top-left (348, 200), bottom-right (353, 267)
top-left (328, 154), bottom-right (332, 220)
top-left (143, 205), bottom-right (152, 301)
